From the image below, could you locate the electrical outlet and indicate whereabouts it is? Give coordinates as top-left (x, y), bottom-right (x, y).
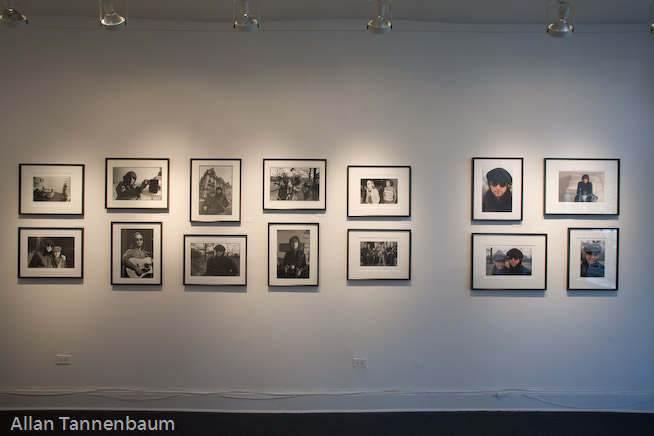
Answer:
top-left (352, 358), bottom-right (367, 368)
top-left (55, 354), bottom-right (72, 365)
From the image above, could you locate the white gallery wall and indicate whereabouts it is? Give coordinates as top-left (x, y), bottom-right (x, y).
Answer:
top-left (0, 19), bottom-right (652, 412)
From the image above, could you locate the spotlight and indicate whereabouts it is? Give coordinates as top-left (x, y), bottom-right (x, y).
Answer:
top-left (234, 0), bottom-right (259, 32)
top-left (547, 1), bottom-right (574, 38)
top-left (100, 0), bottom-right (127, 30)
top-left (0, 0), bottom-right (27, 28)
top-left (367, 0), bottom-right (392, 34)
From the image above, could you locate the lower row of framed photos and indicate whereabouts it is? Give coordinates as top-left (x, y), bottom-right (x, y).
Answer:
top-left (18, 225), bottom-right (618, 291)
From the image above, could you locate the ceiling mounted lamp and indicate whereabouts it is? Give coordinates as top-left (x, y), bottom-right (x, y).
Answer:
top-left (546, 1), bottom-right (575, 38)
top-left (99, 0), bottom-right (127, 30)
top-left (234, 0), bottom-right (259, 32)
top-left (650, 3), bottom-right (653, 34)
top-left (367, 0), bottom-right (392, 34)
top-left (0, 0), bottom-right (28, 28)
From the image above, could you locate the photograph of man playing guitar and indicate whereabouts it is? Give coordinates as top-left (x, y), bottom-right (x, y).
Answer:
top-left (121, 231), bottom-right (154, 278)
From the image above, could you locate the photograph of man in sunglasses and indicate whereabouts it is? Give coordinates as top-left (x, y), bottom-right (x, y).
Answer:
top-left (482, 167), bottom-right (512, 212)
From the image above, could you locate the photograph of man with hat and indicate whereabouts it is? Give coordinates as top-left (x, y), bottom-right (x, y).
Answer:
top-left (482, 167), bottom-right (512, 212)
top-left (581, 242), bottom-right (605, 277)
top-left (28, 238), bottom-right (55, 268)
top-left (506, 248), bottom-right (531, 275)
top-left (490, 250), bottom-right (508, 275)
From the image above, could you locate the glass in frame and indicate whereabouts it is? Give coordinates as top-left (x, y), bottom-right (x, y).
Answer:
top-left (544, 158), bottom-right (620, 215)
top-left (347, 229), bottom-right (411, 280)
top-left (105, 158), bottom-right (170, 210)
top-left (471, 233), bottom-right (547, 290)
top-left (347, 166), bottom-right (411, 217)
top-left (18, 227), bottom-right (84, 279)
top-left (19, 164), bottom-right (84, 215)
top-left (567, 228), bottom-right (618, 290)
top-left (471, 158), bottom-right (523, 221)
top-left (190, 159), bottom-right (241, 223)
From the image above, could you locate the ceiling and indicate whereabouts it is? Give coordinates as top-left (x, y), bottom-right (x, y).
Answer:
top-left (15, 0), bottom-right (654, 26)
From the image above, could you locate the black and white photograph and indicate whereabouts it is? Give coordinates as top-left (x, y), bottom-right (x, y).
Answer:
top-left (18, 228), bottom-right (84, 278)
top-left (105, 158), bottom-right (169, 209)
top-left (545, 158), bottom-right (620, 215)
top-left (111, 222), bottom-right (162, 285)
top-left (19, 164), bottom-right (84, 215)
top-left (263, 159), bottom-right (326, 210)
top-left (268, 223), bottom-right (319, 286)
top-left (347, 166), bottom-right (411, 217)
top-left (190, 159), bottom-right (241, 223)
top-left (471, 158), bottom-right (523, 221)
top-left (471, 233), bottom-right (547, 290)
top-left (184, 235), bottom-right (247, 286)
top-left (348, 230), bottom-right (411, 280)
top-left (567, 228), bottom-right (619, 290)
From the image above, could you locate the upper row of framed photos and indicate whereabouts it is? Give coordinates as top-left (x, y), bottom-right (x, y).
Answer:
top-left (18, 157), bottom-right (620, 220)
top-left (19, 159), bottom-right (411, 219)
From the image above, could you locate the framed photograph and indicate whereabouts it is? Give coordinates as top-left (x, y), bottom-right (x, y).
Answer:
top-left (263, 159), bottom-right (326, 211)
top-left (544, 158), bottom-right (620, 215)
top-left (347, 229), bottom-right (411, 280)
top-left (111, 222), bottom-right (162, 285)
top-left (105, 158), bottom-right (169, 210)
top-left (471, 233), bottom-right (547, 290)
top-left (183, 235), bottom-right (247, 286)
top-left (268, 223), bottom-right (319, 286)
top-left (190, 159), bottom-right (241, 223)
top-left (471, 158), bottom-right (523, 221)
top-left (567, 228), bottom-right (619, 290)
top-left (18, 227), bottom-right (84, 278)
top-left (19, 164), bottom-right (84, 215)
top-left (347, 166), bottom-right (411, 217)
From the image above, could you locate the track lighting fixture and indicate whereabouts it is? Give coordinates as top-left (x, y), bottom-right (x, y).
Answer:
top-left (234, 0), bottom-right (259, 32)
top-left (0, 0), bottom-right (27, 28)
top-left (367, 0), bottom-right (392, 34)
top-left (546, 1), bottom-right (574, 38)
top-left (100, 0), bottom-right (127, 30)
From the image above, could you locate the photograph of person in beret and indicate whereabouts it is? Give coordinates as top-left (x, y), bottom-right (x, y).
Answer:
top-left (482, 167), bottom-right (512, 212)
top-left (580, 241), bottom-right (605, 277)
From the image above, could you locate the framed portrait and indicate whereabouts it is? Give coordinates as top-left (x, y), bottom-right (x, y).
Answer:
top-left (268, 223), bottom-right (319, 286)
top-left (263, 159), bottom-right (326, 211)
top-left (567, 228), bottom-right (619, 290)
top-left (190, 159), bottom-right (241, 223)
top-left (111, 222), bottom-right (162, 285)
top-left (347, 166), bottom-right (411, 217)
top-left (19, 228), bottom-right (84, 279)
top-left (347, 229), bottom-right (411, 280)
top-left (183, 235), bottom-right (247, 286)
top-left (471, 158), bottom-right (523, 221)
top-left (471, 233), bottom-right (547, 290)
top-left (19, 164), bottom-right (84, 215)
top-left (105, 158), bottom-right (169, 210)
top-left (544, 158), bottom-right (620, 215)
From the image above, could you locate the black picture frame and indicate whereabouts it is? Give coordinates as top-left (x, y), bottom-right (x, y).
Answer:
top-left (347, 229), bottom-right (411, 280)
top-left (190, 159), bottom-right (242, 223)
top-left (19, 164), bottom-right (85, 216)
top-left (183, 234), bottom-right (247, 286)
top-left (111, 222), bottom-right (163, 285)
top-left (544, 158), bottom-right (620, 216)
top-left (567, 228), bottom-right (619, 290)
top-left (471, 158), bottom-right (523, 221)
top-left (347, 166), bottom-right (411, 217)
top-left (263, 159), bottom-right (326, 211)
top-left (471, 233), bottom-right (547, 290)
top-left (105, 158), bottom-right (170, 210)
top-left (18, 227), bottom-right (84, 279)
top-left (268, 223), bottom-right (319, 287)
